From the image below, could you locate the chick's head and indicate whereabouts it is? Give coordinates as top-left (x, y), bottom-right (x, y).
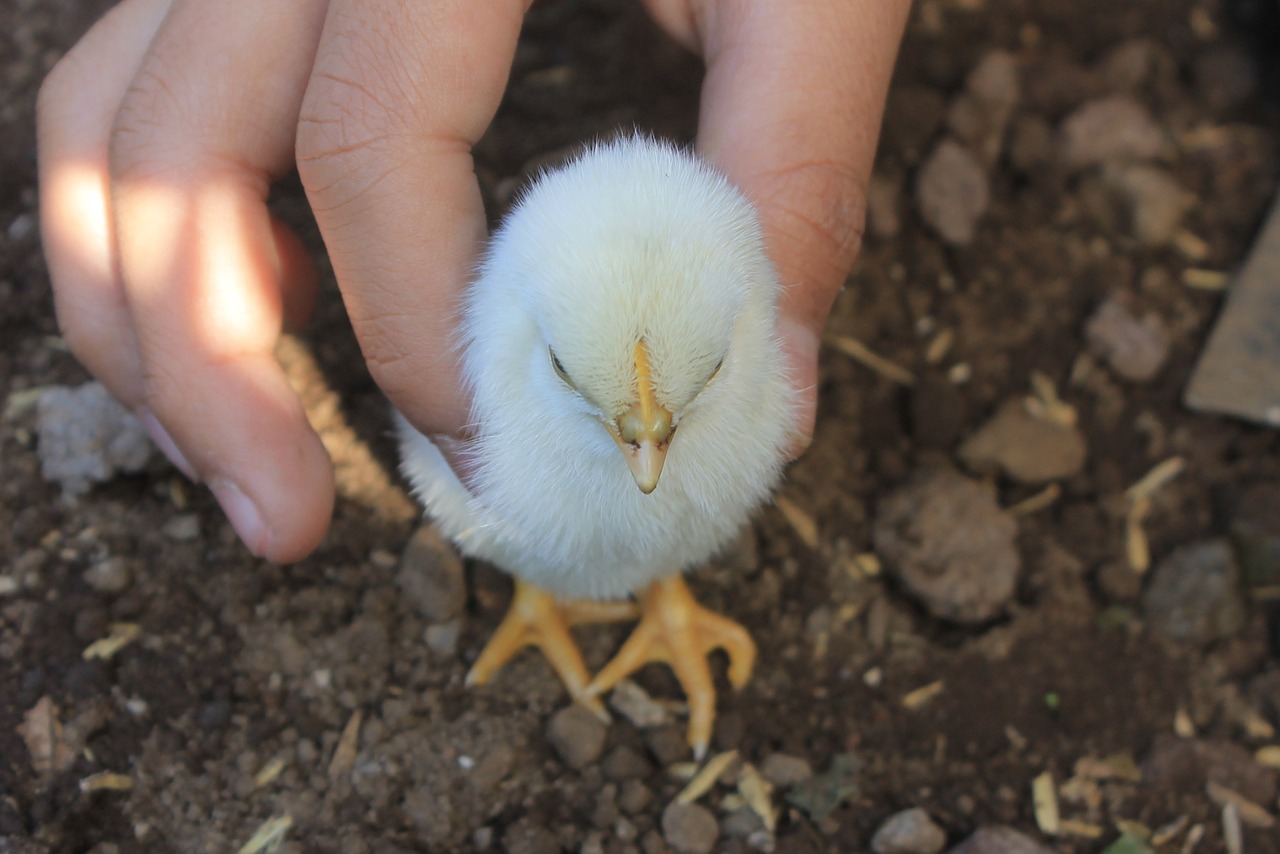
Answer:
top-left (464, 137), bottom-right (789, 495)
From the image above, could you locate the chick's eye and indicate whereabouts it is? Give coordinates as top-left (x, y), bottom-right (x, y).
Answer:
top-left (549, 347), bottom-right (574, 386)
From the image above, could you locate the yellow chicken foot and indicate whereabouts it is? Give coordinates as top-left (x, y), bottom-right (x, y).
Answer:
top-left (584, 575), bottom-right (756, 759)
top-left (465, 578), bottom-right (639, 720)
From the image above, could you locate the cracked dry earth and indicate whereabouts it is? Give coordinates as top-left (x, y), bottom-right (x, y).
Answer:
top-left (3, 0), bottom-right (1280, 852)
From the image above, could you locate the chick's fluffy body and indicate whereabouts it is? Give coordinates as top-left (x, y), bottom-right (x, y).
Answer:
top-left (398, 137), bottom-right (794, 599)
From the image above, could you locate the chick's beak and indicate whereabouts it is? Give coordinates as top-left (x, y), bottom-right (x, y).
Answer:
top-left (609, 341), bottom-right (673, 494)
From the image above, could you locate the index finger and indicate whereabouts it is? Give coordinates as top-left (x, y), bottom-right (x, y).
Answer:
top-left (297, 0), bottom-right (530, 438)
top-left (693, 0), bottom-right (911, 329)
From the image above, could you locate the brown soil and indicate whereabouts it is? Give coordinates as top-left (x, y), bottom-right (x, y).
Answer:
top-left (3, 0), bottom-right (1280, 851)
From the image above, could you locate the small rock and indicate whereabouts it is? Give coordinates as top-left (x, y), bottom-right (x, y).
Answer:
top-left (1101, 39), bottom-right (1160, 91)
top-left (546, 704), bottom-right (607, 769)
top-left (646, 724), bottom-right (691, 767)
top-left (422, 619), bottom-right (461, 655)
top-left (83, 558), bottom-right (131, 594)
top-left (947, 826), bottom-right (1053, 854)
top-left (1102, 163), bottom-right (1189, 247)
top-left (866, 173), bottom-right (903, 240)
top-left (870, 807), bottom-right (946, 854)
top-left (915, 139), bottom-right (990, 246)
top-left (1008, 115), bottom-right (1054, 176)
top-left (1085, 296), bottom-right (1171, 382)
top-left (958, 400), bottom-right (1087, 484)
top-left (1143, 734), bottom-right (1277, 805)
top-left (396, 524), bottom-right (465, 623)
top-left (36, 383), bottom-right (154, 498)
top-left (161, 514), bottom-right (200, 542)
top-left (1143, 540), bottom-right (1245, 645)
top-left (618, 779), bottom-right (653, 814)
top-left (759, 753), bottom-right (813, 788)
top-left (603, 745), bottom-right (654, 782)
top-left (1058, 96), bottom-right (1167, 170)
top-left (874, 469), bottom-right (1019, 624)
top-left (722, 807), bottom-right (766, 839)
top-left (661, 802), bottom-right (719, 854)
top-left (501, 814), bottom-right (560, 854)
top-left (947, 50), bottom-right (1020, 167)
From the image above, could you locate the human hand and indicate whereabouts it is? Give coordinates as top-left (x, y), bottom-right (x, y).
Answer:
top-left (38, 0), bottom-right (527, 561)
top-left (38, 0), bottom-right (906, 563)
top-left (643, 0), bottom-right (911, 456)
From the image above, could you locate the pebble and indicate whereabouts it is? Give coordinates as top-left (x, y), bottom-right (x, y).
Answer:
top-left (645, 724), bottom-right (691, 767)
top-left (501, 814), bottom-right (560, 854)
top-left (1143, 539), bottom-right (1245, 645)
top-left (874, 468), bottom-right (1020, 624)
top-left (947, 826), bottom-right (1053, 854)
top-left (396, 524), bottom-right (466, 623)
top-left (546, 704), bottom-right (607, 769)
top-left (161, 514), bottom-right (200, 542)
top-left (603, 745), bottom-right (654, 782)
top-left (759, 753), bottom-right (813, 788)
top-left (83, 558), bottom-right (131, 594)
top-left (1058, 96), bottom-right (1167, 170)
top-left (947, 50), bottom-right (1020, 167)
top-left (422, 619), bottom-right (461, 655)
top-left (618, 779), bottom-right (653, 814)
top-left (870, 807), bottom-right (947, 854)
top-left (36, 383), bottom-right (154, 499)
top-left (1008, 115), bottom-right (1054, 176)
top-left (915, 139), bottom-right (990, 246)
top-left (661, 802), bottom-right (719, 854)
top-left (1085, 295), bottom-right (1171, 382)
top-left (1101, 39), bottom-right (1160, 91)
top-left (1102, 163), bottom-right (1189, 247)
top-left (957, 399), bottom-right (1087, 484)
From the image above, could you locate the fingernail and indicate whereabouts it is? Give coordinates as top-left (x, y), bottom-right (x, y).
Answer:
top-left (776, 317), bottom-right (819, 460)
top-left (209, 477), bottom-right (271, 558)
top-left (139, 409), bottom-right (199, 481)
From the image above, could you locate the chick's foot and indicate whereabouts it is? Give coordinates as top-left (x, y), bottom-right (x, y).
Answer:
top-left (466, 578), bottom-right (638, 720)
top-left (584, 575), bottom-right (756, 759)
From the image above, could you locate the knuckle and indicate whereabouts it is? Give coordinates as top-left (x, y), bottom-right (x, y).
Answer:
top-left (758, 157), bottom-right (868, 277)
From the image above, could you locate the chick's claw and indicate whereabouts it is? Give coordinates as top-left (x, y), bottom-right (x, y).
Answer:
top-left (466, 579), bottom-right (638, 721)
top-left (584, 575), bottom-right (757, 759)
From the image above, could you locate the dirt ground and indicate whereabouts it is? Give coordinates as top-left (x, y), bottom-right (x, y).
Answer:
top-left (4, 0), bottom-right (1280, 851)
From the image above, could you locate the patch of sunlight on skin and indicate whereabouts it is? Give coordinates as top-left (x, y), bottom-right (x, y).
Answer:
top-left (49, 164), bottom-right (114, 280)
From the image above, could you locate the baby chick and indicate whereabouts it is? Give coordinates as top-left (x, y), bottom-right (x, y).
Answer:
top-left (397, 135), bottom-right (794, 756)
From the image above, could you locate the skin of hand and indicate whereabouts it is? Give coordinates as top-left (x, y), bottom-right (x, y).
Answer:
top-left (37, 0), bottom-right (911, 564)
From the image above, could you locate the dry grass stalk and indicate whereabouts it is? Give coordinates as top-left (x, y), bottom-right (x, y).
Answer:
top-left (1032, 771), bottom-right (1060, 835)
top-left (1182, 268), bottom-right (1229, 291)
top-left (1008, 484), bottom-right (1062, 517)
top-left (675, 750), bottom-right (739, 805)
top-left (825, 334), bottom-right (916, 386)
top-left (82, 623), bottom-right (141, 661)
top-left (237, 815), bottom-right (293, 854)
top-left (774, 496), bottom-right (819, 550)
top-left (328, 710), bottom-right (364, 782)
top-left (901, 680), bottom-right (945, 710)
